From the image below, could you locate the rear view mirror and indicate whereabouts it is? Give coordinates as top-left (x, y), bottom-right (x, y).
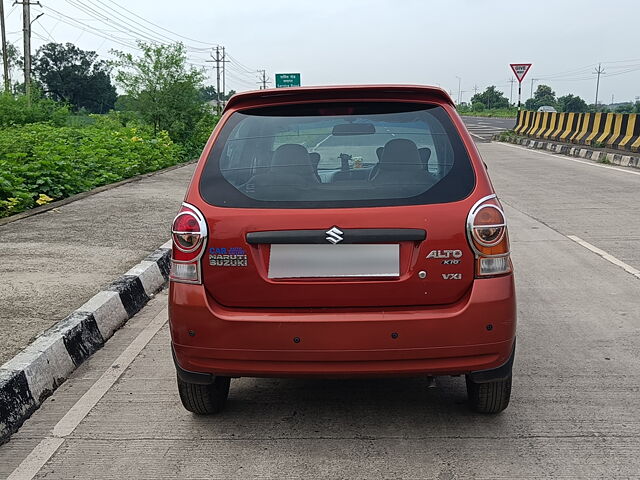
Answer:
top-left (332, 123), bottom-right (376, 136)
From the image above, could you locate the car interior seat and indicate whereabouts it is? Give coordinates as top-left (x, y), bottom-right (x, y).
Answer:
top-left (371, 138), bottom-right (433, 186)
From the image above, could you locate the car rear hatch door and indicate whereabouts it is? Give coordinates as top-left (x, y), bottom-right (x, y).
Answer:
top-left (200, 204), bottom-right (474, 308)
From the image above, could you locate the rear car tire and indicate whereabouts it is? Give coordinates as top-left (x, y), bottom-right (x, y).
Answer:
top-left (177, 375), bottom-right (231, 414)
top-left (465, 374), bottom-right (512, 414)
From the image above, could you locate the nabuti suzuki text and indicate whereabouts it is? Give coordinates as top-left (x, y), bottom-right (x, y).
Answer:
top-left (169, 85), bottom-right (516, 415)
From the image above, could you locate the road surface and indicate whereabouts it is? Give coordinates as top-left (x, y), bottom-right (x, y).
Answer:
top-left (2, 141), bottom-right (640, 479)
top-left (462, 116), bottom-right (516, 142)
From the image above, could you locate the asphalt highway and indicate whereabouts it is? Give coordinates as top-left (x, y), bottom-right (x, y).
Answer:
top-left (462, 116), bottom-right (516, 141)
top-left (2, 141), bottom-right (640, 478)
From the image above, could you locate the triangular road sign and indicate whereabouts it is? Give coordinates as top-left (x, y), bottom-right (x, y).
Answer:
top-left (510, 63), bottom-right (532, 83)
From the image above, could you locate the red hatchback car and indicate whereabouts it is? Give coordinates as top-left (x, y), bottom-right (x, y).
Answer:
top-left (169, 85), bottom-right (516, 414)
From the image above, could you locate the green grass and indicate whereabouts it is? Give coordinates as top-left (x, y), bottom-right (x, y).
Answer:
top-left (496, 130), bottom-right (517, 142)
top-left (457, 108), bottom-right (518, 118)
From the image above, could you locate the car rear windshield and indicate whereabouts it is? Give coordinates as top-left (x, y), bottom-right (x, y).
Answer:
top-left (199, 102), bottom-right (475, 208)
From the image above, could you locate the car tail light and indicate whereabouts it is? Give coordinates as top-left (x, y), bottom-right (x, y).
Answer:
top-left (467, 195), bottom-right (512, 277)
top-left (170, 203), bottom-right (208, 284)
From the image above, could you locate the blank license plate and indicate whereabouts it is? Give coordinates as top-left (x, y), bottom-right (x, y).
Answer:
top-left (268, 244), bottom-right (399, 279)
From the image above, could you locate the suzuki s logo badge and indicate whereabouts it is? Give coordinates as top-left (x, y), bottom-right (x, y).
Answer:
top-left (325, 226), bottom-right (344, 244)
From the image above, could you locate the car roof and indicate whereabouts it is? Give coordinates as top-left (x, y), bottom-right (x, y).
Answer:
top-left (223, 85), bottom-right (455, 113)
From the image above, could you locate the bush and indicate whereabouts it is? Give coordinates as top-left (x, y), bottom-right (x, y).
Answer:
top-left (0, 121), bottom-right (185, 217)
top-left (182, 111), bottom-right (220, 157)
top-left (497, 130), bottom-right (517, 142)
top-left (0, 93), bottom-right (70, 127)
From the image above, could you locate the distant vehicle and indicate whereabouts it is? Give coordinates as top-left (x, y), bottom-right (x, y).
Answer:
top-left (537, 105), bottom-right (557, 112)
top-left (169, 85), bottom-right (517, 415)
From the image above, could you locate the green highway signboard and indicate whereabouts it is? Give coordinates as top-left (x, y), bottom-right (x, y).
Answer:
top-left (275, 73), bottom-right (301, 88)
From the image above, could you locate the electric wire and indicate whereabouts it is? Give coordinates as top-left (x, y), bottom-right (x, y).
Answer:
top-left (100, 0), bottom-right (214, 46)
top-left (65, 0), bottom-right (213, 53)
top-left (41, 6), bottom-right (142, 50)
top-left (63, 0), bottom-right (197, 50)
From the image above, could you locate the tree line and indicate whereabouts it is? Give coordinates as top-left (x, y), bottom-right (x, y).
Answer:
top-left (464, 85), bottom-right (640, 114)
top-left (1, 40), bottom-right (238, 217)
top-left (0, 41), bottom-right (234, 152)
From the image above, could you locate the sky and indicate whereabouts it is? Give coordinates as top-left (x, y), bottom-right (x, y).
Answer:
top-left (3, 0), bottom-right (640, 105)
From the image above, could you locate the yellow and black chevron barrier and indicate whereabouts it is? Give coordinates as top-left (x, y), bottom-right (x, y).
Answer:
top-left (513, 111), bottom-right (640, 152)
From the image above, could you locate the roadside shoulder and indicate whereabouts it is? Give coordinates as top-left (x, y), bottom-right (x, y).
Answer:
top-left (0, 241), bottom-right (171, 444)
top-left (495, 134), bottom-right (640, 171)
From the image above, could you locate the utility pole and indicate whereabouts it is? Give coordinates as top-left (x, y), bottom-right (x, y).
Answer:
top-left (22, 0), bottom-right (31, 104)
top-left (593, 63), bottom-right (605, 108)
top-left (530, 78), bottom-right (535, 99)
top-left (455, 76), bottom-right (461, 104)
top-left (1, 0), bottom-right (10, 93)
top-left (257, 69), bottom-right (269, 90)
top-left (14, 0), bottom-right (39, 105)
top-left (214, 46), bottom-right (221, 115)
top-left (473, 84), bottom-right (479, 96)
top-left (508, 77), bottom-right (515, 105)
top-left (221, 46), bottom-right (225, 107)
top-left (207, 45), bottom-right (227, 115)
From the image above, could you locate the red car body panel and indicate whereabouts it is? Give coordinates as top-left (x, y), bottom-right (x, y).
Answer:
top-left (170, 85), bottom-right (516, 379)
top-left (170, 275), bottom-right (515, 377)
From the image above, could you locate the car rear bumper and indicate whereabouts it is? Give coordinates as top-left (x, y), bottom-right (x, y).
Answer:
top-left (169, 274), bottom-right (516, 379)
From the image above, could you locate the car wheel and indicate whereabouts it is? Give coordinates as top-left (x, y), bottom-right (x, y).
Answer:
top-left (177, 375), bottom-right (231, 414)
top-left (465, 374), bottom-right (512, 414)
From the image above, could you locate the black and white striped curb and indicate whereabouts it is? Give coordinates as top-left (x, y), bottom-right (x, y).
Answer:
top-left (496, 135), bottom-right (640, 170)
top-left (0, 241), bottom-right (172, 443)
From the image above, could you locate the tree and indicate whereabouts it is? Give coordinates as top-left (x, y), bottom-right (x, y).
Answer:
top-left (0, 44), bottom-right (21, 88)
top-left (556, 94), bottom-right (588, 113)
top-left (524, 84), bottom-right (557, 111)
top-left (33, 43), bottom-right (116, 113)
top-left (614, 103), bottom-right (634, 113)
top-left (198, 85), bottom-right (218, 102)
top-left (471, 101), bottom-right (485, 112)
top-left (470, 86), bottom-right (509, 109)
top-left (199, 86), bottom-right (237, 102)
top-left (111, 41), bottom-right (206, 143)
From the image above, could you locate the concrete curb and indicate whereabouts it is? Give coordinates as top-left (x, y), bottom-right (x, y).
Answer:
top-left (495, 134), bottom-right (640, 170)
top-left (0, 240), bottom-right (172, 444)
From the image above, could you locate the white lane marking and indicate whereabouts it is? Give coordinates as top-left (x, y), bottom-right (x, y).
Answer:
top-left (6, 438), bottom-right (64, 480)
top-left (568, 235), bottom-right (640, 280)
top-left (310, 134), bottom-right (332, 150)
top-left (496, 141), bottom-right (640, 177)
top-left (469, 132), bottom-right (489, 140)
top-left (469, 125), bottom-right (505, 130)
top-left (8, 308), bottom-right (169, 480)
